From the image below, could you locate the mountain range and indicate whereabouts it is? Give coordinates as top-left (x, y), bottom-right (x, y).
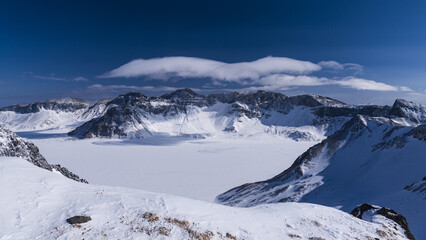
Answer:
top-left (0, 89), bottom-right (424, 239)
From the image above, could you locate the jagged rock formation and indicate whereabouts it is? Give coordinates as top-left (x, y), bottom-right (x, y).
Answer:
top-left (351, 204), bottom-right (415, 240)
top-left (0, 126), bottom-right (87, 183)
top-left (389, 99), bottom-right (426, 125)
top-left (64, 89), bottom-right (425, 139)
top-left (1, 89), bottom-right (423, 139)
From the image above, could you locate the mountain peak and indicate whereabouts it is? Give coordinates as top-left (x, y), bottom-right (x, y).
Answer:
top-left (389, 98), bottom-right (426, 125)
top-left (287, 94), bottom-right (347, 107)
top-left (108, 92), bottom-right (147, 106)
top-left (161, 88), bottom-right (201, 100)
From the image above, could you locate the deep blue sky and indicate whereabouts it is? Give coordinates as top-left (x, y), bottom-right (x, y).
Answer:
top-left (1, 0), bottom-right (425, 106)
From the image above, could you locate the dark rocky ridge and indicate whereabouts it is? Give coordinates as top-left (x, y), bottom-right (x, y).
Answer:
top-left (351, 203), bottom-right (415, 240)
top-left (0, 126), bottom-right (87, 183)
top-left (66, 89), bottom-right (426, 139)
top-left (0, 97), bottom-right (89, 114)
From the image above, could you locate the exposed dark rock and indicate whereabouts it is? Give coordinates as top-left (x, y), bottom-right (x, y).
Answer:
top-left (287, 94), bottom-right (346, 107)
top-left (64, 89), bottom-right (425, 140)
top-left (161, 88), bottom-right (201, 100)
top-left (107, 92), bottom-right (147, 106)
top-left (404, 177), bottom-right (426, 196)
top-left (388, 99), bottom-right (426, 125)
top-left (66, 216), bottom-right (92, 224)
top-left (372, 124), bottom-right (426, 151)
top-left (350, 204), bottom-right (415, 240)
top-left (349, 203), bottom-right (376, 218)
top-left (0, 126), bottom-right (88, 183)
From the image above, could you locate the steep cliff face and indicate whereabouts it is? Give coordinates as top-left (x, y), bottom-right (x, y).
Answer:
top-left (388, 99), bottom-right (426, 125)
top-left (0, 126), bottom-right (87, 183)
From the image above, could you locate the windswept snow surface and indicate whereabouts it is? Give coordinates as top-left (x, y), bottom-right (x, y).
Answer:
top-left (0, 157), bottom-right (411, 240)
top-left (27, 133), bottom-right (315, 202)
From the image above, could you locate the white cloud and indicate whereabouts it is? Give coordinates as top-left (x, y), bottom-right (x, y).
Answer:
top-left (33, 75), bottom-right (68, 81)
top-left (97, 56), bottom-right (413, 93)
top-left (258, 74), bottom-right (329, 88)
top-left (74, 76), bottom-right (88, 82)
top-left (87, 84), bottom-right (181, 93)
top-left (32, 74), bottom-right (88, 82)
top-left (99, 56), bottom-right (321, 81)
top-left (318, 61), bottom-right (363, 74)
top-left (332, 78), bottom-right (411, 91)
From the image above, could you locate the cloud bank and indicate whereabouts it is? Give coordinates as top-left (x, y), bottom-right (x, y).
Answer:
top-left (99, 56), bottom-right (411, 92)
top-left (100, 56), bottom-right (321, 81)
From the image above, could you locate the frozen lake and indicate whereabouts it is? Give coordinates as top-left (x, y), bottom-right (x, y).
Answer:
top-left (24, 132), bottom-right (316, 202)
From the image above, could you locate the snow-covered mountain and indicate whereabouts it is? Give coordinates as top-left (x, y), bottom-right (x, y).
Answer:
top-left (64, 89), bottom-right (401, 140)
top-left (2, 89), bottom-right (416, 141)
top-left (216, 115), bottom-right (426, 238)
top-left (0, 156), bottom-right (414, 240)
top-left (0, 97), bottom-right (109, 131)
top-left (0, 126), bottom-right (87, 183)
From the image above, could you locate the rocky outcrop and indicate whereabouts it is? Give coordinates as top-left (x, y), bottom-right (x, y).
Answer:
top-left (351, 204), bottom-right (415, 240)
top-left (388, 99), bottom-right (426, 125)
top-left (0, 126), bottom-right (87, 183)
top-left (372, 124), bottom-right (426, 150)
top-left (66, 216), bottom-right (92, 224)
top-left (404, 177), bottom-right (426, 196)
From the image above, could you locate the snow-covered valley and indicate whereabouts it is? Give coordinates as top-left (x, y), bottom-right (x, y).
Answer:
top-left (25, 132), bottom-right (315, 202)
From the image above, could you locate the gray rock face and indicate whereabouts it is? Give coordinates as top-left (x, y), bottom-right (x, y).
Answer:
top-left (0, 97), bottom-right (89, 114)
top-left (66, 216), bottom-right (92, 224)
top-left (372, 124), bottom-right (426, 150)
top-left (0, 126), bottom-right (87, 183)
top-left (351, 204), bottom-right (415, 240)
top-left (389, 99), bottom-right (426, 125)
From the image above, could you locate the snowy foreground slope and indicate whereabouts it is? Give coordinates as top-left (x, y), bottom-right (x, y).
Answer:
top-left (216, 116), bottom-right (426, 238)
top-left (0, 157), bottom-right (413, 240)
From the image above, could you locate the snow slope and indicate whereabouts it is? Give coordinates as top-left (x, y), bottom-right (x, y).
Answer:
top-left (216, 116), bottom-right (426, 238)
top-left (0, 157), bottom-right (412, 240)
